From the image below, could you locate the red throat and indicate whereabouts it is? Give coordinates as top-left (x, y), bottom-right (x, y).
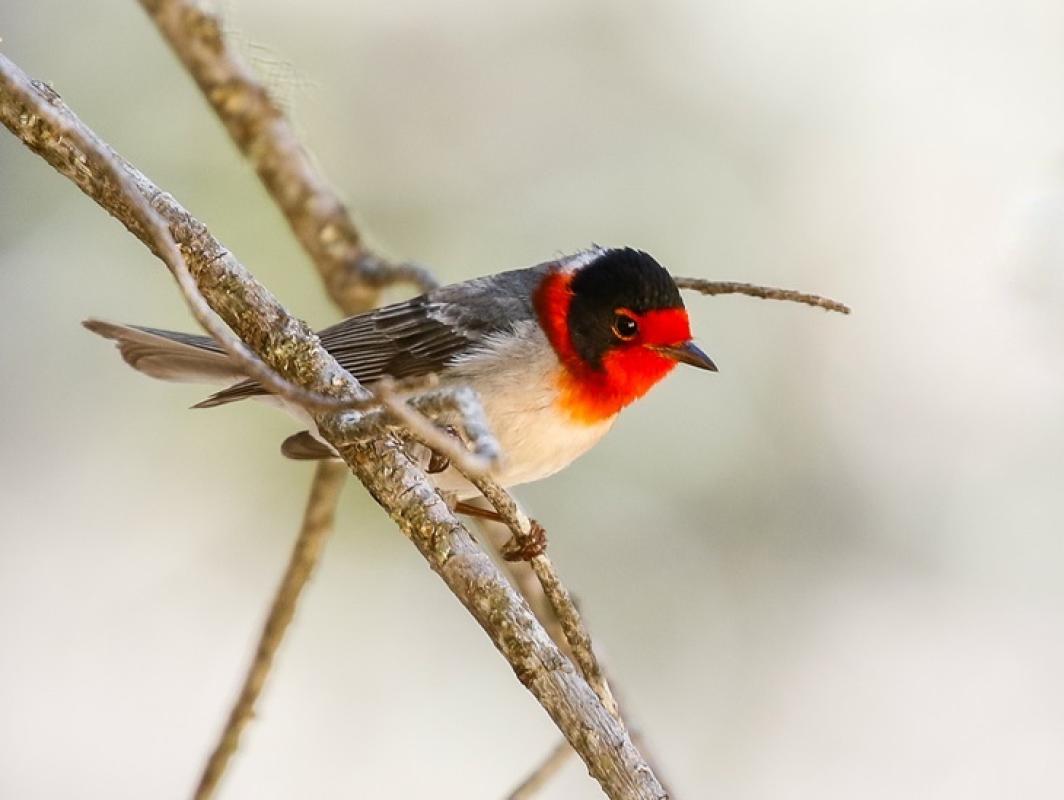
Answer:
top-left (533, 270), bottom-right (692, 424)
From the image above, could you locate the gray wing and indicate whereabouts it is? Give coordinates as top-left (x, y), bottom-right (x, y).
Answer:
top-left (197, 265), bottom-right (545, 407)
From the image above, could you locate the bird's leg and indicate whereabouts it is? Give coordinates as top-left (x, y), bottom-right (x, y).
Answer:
top-left (452, 499), bottom-right (504, 522)
top-left (411, 405), bottom-right (548, 561)
top-left (498, 518), bottom-right (548, 562)
top-left (451, 500), bottom-right (548, 561)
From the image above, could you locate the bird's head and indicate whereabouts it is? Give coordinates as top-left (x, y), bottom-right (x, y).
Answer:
top-left (534, 247), bottom-right (716, 423)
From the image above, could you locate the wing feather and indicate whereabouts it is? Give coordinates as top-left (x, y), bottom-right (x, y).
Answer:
top-left (199, 265), bottom-right (545, 407)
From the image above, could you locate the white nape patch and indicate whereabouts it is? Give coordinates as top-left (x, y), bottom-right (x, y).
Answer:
top-left (554, 245), bottom-right (608, 274)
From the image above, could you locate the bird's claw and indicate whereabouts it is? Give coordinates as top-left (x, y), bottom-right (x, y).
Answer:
top-left (501, 519), bottom-right (548, 562)
top-left (426, 425), bottom-right (461, 473)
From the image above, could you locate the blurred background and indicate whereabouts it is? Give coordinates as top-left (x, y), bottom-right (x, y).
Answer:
top-left (2, 0), bottom-right (1063, 797)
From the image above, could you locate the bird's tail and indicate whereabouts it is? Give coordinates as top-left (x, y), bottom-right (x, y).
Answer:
top-left (83, 319), bottom-right (247, 390)
top-left (84, 320), bottom-right (326, 457)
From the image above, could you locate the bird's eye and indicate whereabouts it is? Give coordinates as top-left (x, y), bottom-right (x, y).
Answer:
top-left (612, 313), bottom-right (639, 340)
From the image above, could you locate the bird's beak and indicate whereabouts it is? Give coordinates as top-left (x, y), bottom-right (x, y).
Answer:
top-left (654, 340), bottom-right (718, 372)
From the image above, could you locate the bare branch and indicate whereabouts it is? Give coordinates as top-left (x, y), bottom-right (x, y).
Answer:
top-left (131, 3), bottom-right (501, 774)
top-left (465, 474), bottom-right (621, 721)
top-left (0, 54), bottom-right (666, 799)
top-left (138, 0), bottom-right (437, 313)
top-left (476, 514), bottom-right (569, 646)
top-left (675, 277), bottom-right (851, 315)
top-left (301, 381), bottom-right (502, 473)
top-left (473, 508), bottom-right (678, 799)
top-left (195, 461), bottom-right (347, 800)
top-left (115, 6), bottom-right (495, 471)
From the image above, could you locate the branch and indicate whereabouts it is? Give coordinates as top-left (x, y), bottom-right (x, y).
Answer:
top-left (129, 0), bottom-right (473, 783)
top-left (195, 460), bottom-right (347, 800)
top-left (465, 508), bottom-right (678, 799)
top-left (138, 0), bottom-right (437, 314)
top-left (466, 474), bottom-right (620, 720)
top-left (0, 54), bottom-right (666, 800)
top-left (675, 277), bottom-right (851, 315)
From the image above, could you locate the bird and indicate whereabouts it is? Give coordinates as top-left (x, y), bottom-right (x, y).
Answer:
top-left (84, 246), bottom-right (716, 508)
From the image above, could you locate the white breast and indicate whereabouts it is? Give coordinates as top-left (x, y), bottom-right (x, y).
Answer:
top-left (420, 321), bottom-right (615, 498)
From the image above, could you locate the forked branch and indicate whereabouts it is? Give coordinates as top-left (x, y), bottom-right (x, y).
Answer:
top-left (0, 53), bottom-right (666, 800)
top-left (461, 472), bottom-right (621, 720)
top-left (138, 0), bottom-right (437, 314)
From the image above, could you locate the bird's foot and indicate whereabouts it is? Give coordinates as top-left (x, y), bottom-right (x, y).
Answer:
top-left (500, 519), bottom-right (548, 562)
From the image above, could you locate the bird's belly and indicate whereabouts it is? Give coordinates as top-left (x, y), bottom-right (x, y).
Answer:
top-left (426, 384), bottom-right (615, 498)
top-left (278, 394), bottom-right (611, 500)
top-left (489, 405), bottom-right (614, 488)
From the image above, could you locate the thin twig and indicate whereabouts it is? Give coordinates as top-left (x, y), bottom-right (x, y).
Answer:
top-left (357, 380), bottom-right (502, 475)
top-left (138, 0), bottom-right (437, 313)
top-left (1, 55), bottom-right (666, 800)
top-left (467, 513), bottom-right (582, 800)
top-left (305, 381), bottom-right (502, 472)
top-left (465, 474), bottom-right (621, 720)
top-left (470, 498), bottom-right (680, 799)
top-left (508, 738), bottom-right (574, 800)
top-left (195, 461), bottom-right (347, 800)
top-left (407, 385), bottom-right (501, 465)
top-left (675, 277), bottom-right (851, 314)
top-left (476, 515), bottom-right (568, 649)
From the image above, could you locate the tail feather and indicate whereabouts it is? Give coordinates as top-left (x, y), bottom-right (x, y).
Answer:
top-left (83, 319), bottom-right (246, 386)
top-left (190, 380), bottom-right (262, 409)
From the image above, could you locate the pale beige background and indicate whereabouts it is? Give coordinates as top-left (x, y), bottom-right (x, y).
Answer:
top-left (2, 1), bottom-right (1063, 798)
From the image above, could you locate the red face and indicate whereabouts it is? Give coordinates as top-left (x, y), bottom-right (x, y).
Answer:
top-left (535, 265), bottom-right (712, 424)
